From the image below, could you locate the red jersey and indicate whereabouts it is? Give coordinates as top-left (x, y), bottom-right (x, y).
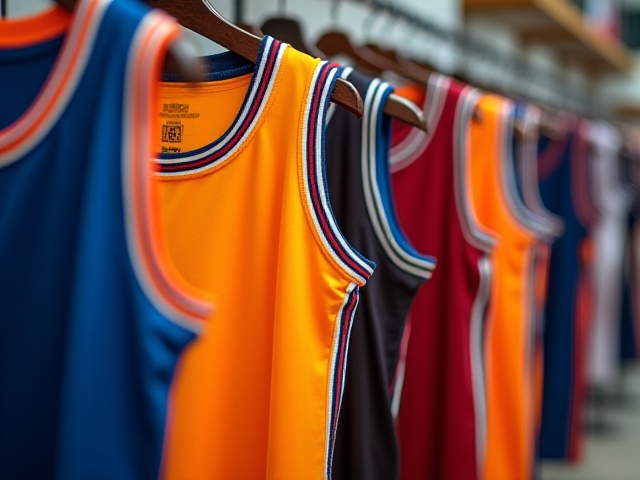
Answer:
top-left (391, 76), bottom-right (494, 480)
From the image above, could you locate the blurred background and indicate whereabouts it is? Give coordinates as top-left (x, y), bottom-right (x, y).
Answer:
top-left (10, 1), bottom-right (640, 478)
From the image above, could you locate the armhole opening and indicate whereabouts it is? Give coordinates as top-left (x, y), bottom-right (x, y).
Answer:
top-left (520, 107), bottom-right (565, 239)
top-left (499, 101), bottom-right (546, 239)
top-left (454, 88), bottom-right (496, 251)
top-left (300, 61), bottom-right (375, 286)
top-left (358, 75), bottom-right (436, 279)
top-left (389, 74), bottom-right (447, 173)
top-left (122, 11), bottom-right (213, 334)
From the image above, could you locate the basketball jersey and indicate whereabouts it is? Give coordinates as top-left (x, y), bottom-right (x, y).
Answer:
top-left (0, 2), bottom-right (212, 479)
top-left (391, 76), bottom-right (495, 480)
top-left (537, 118), bottom-right (592, 460)
top-left (587, 121), bottom-right (629, 389)
top-left (512, 103), bottom-right (564, 477)
top-left (620, 153), bottom-right (640, 362)
top-left (324, 68), bottom-right (435, 480)
top-left (468, 94), bottom-right (538, 480)
top-left (155, 38), bottom-right (373, 480)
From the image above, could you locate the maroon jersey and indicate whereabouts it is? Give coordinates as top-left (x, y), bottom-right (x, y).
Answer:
top-left (391, 76), bottom-right (494, 480)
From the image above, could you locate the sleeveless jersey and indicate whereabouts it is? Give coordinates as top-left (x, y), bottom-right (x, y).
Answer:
top-left (391, 76), bottom-right (495, 480)
top-left (0, 2), bottom-right (212, 479)
top-left (324, 68), bottom-right (435, 480)
top-left (587, 121), bottom-right (629, 389)
top-left (468, 94), bottom-right (538, 480)
top-left (620, 153), bottom-right (640, 362)
top-left (512, 103), bottom-right (564, 477)
top-left (155, 38), bottom-right (373, 480)
top-left (537, 118), bottom-right (592, 460)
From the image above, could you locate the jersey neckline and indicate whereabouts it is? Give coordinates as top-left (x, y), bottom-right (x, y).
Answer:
top-left (0, 4), bottom-right (70, 49)
top-left (0, 0), bottom-right (111, 168)
top-left (156, 36), bottom-right (287, 178)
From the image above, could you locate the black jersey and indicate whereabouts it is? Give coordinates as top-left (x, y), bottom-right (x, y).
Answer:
top-left (326, 68), bottom-right (436, 480)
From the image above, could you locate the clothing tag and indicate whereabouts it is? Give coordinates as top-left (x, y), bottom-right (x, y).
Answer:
top-left (159, 103), bottom-right (201, 153)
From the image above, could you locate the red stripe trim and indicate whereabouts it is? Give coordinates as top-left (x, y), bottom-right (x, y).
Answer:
top-left (332, 291), bottom-right (357, 424)
top-left (306, 65), bottom-right (370, 280)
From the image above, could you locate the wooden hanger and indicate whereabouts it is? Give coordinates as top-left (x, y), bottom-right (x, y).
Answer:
top-left (364, 43), bottom-right (432, 84)
top-left (235, 23), bottom-right (264, 37)
top-left (55, 0), bottom-right (363, 118)
top-left (314, 30), bottom-right (427, 131)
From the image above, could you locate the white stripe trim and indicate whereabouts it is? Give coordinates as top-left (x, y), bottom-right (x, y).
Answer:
top-left (0, 0), bottom-right (112, 167)
top-left (156, 38), bottom-right (287, 176)
top-left (361, 78), bottom-right (436, 278)
top-left (390, 317), bottom-right (411, 421)
top-left (520, 106), bottom-right (565, 239)
top-left (453, 88), bottom-right (496, 251)
top-left (498, 101), bottom-right (546, 238)
top-left (471, 255), bottom-right (491, 476)
top-left (302, 62), bottom-right (374, 284)
top-left (389, 74), bottom-right (449, 173)
top-left (325, 282), bottom-right (358, 480)
top-left (123, 12), bottom-right (210, 333)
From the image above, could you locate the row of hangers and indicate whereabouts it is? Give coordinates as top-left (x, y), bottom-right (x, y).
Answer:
top-left (49, 0), bottom-right (428, 132)
top-left (16, 0), bottom-right (636, 149)
top-left (33, 0), bottom-right (566, 138)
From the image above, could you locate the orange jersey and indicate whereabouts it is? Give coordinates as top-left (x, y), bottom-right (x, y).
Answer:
top-left (468, 94), bottom-right (538, 480)
top-left (155, 38), bottom-right (373, 480)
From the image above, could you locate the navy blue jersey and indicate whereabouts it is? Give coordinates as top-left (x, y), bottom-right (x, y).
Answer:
top-left (0, 1), bottom-right (211, 478)
top-left (537, 120), bottom-right (590, 460)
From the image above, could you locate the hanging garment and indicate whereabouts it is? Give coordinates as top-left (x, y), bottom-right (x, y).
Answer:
top-left (325, 68), bottom-right (435, 480)
top-left (537, 118), bottom-right (593, 461)
top-left (620, 165), bottom-right (640, 363)
top-left (587, 122), bottom-right (630, 390)
top-left (0, 1), bottom-right (212, 479)
top-left (620, 151), bottom-right (640, 362)
top-left (155, 39), bottom-right (373, 480)
top-left (512, 103), bottom-right (565, 477)
top-left (468, 94), bottom-right (539, 480)
top-left (391, 76), bottom-right (495, 480)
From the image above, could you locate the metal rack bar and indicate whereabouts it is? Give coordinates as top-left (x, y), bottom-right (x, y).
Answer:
top-left (349, 0), bottom-right (601, 117)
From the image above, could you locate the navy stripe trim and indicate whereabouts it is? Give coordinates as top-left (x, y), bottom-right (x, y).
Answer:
top-left (303, 61), bottom-right (375, 285)
top-left (325, 285), bottom-right (360, 480)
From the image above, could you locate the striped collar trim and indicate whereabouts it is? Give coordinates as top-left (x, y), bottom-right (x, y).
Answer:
top-left (0, 0), bottom-right (112, 168)
top-left (156, 36), bottom-right (286, 177)
top-left (302, 61), bottom-right (375, 286)
top-left (359, 75), bottom-right (437, 279)
top-left (0, 4), bottom-right (70, 49)
top-left (390, 73), bottom-right (449, 173)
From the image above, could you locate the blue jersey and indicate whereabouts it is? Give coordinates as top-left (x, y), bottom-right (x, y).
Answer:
top-left (536, 119), bottom-right (590, 460)
top-left (0, 1), bottom-right (211, 479)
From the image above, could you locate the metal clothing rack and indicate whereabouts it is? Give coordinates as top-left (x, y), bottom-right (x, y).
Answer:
top-left (344, 0), bottom-right (604, 118)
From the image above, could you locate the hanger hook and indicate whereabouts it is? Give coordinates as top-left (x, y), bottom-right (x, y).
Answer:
top-left (1, 0), bottom-right (6, 19)
top-left (278, 0), bottom-right (286, 16)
